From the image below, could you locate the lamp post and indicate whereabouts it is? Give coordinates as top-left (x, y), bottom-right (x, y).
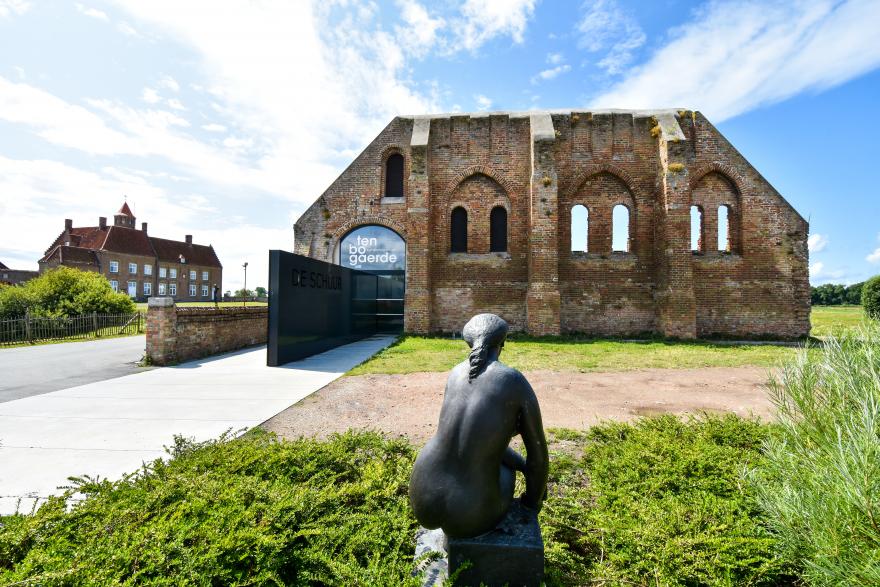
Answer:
top-left (242, 262), bottom-right (248, 307)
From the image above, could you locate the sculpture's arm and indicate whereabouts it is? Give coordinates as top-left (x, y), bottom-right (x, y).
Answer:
top-left (518, 380), bottom-right (549, 511)
top-left (502, 446), bottom-right (526, 472)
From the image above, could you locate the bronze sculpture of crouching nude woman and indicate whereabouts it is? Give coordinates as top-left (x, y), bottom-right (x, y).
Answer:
top-left (409, 313), bottom-right (549, 539)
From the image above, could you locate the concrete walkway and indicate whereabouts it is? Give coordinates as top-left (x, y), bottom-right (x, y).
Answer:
top-left (0, 335), bottom-right (396, 515)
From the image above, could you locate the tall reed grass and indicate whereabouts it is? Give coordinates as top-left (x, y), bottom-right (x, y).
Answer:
top-left (752, 325), bottom-right (880, 584)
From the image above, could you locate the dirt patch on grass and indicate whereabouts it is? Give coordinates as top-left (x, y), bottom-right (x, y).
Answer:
top-left (262, 366), bottom-right (776, 444)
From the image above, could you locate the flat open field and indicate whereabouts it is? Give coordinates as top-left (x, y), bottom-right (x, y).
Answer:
top-left (810, 305), bottom-right (865, 336)
top-left (134, 301), bottom-right (267, 310)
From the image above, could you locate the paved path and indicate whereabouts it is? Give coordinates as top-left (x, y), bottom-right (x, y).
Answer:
top-left (0, 335), bottom-right (147, 403)
top-left (0, 335), bottom-right (396, 515)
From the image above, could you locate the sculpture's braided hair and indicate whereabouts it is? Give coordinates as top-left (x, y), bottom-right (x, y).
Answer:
top-left (462, 314), bottom-right (509, 382)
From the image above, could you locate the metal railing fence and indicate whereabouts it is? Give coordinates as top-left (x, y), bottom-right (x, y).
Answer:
top-left (0, 311), bottom-right (144, 346)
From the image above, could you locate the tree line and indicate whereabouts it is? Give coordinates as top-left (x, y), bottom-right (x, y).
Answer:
top-left (811, 282), bottom-right (863, 306)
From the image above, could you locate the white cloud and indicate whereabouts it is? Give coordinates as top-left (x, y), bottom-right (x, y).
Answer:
top-left (117, 21), bottom-right (139, 36)
top-left (395, 0), bottom-right (445, 57)
top-left (577, 0), bottom-right (645, 75)
top-left (474, 94), bottom-right (492, 110)
top-left (201, 123), bottom-right (227, 133)
top-left (75, 3), bottom-right (109, 21)
top-left (591, 0), bottom-right (880, 121)
top-left (547, 52), bottom-right (564, 65)
top-left (166, 98), bottom-right (186, 111)
top-left (141, 87), bottom-right (161, 104)
top-left (868, 236), bottom-right (880, 264)
top-left (455, 0), bottom-right (536, 51)
top-left (157, 75), bottom-right (180, 92)
top-left (0, 0), bottom-right (30, 18)
top-left (531, 64), bottom-right (571, 84)
top-left (808, 233), bottom-right (828, 253)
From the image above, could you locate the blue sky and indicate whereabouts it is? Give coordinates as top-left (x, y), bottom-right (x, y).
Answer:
top-left (1, 0), bottom-right (879, 291)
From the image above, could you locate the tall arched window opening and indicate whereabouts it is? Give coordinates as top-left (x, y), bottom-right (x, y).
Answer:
top-left (718, 205), bottom-right (731, 252)
top-left (690, 205), bottom-right (703, 252)
top-left (384, 153), bottom-right (404, 198)
top-left (612, 204), bottom-right (630, 252)
top-left (451, 207), bottom-right (468, 253)
top-left (571, 205), bottom-right (588, 252)
top-left (489, 206), bottom-right (507, 252)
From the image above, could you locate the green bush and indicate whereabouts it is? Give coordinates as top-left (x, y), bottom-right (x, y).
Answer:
top-left (0, 418), bottom-right (792, 586)
top-left (863, 275), bottom-right (880, 319)
top-left (542, 415), bottom-right (794, 586)
top-left (0, 431), bottom-right (421, 586)
top-left (0, 267), bottom-right (134, 319)
top-left (752, 324), bottom-right (880, 584)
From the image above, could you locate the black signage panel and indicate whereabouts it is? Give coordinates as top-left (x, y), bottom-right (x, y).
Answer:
top-left (268, 250), bottom-right (395, 367)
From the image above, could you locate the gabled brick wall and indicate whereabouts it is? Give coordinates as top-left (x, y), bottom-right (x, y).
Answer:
top-left (294, 110), bottom-right (810, 339)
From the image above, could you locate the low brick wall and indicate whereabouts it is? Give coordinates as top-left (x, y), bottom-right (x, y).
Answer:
top-left (146, 297), bottom-right (268, 365)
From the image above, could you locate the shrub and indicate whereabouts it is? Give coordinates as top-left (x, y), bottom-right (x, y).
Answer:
top-left (0, 267), bottom-right (134, 319)
top-left (863, 275), bottom-right (880, 319)
top-left (542, 415), bottom-right (794, 586)
top-left (0, 431), bottom-right (421, 586)
top-left (751, 324), bottom-right (880, 584)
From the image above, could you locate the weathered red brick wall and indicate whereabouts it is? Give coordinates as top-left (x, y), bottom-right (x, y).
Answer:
top-left (146, 298), bottom-right (267, 365)
top-left (293, 110), bottom-right (810, 339)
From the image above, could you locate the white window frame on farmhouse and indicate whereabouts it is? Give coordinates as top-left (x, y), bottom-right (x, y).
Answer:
top-left (128, 262), bottom-right (137, 274)
top-left (170, 268), bottom-right (178, 279)
top-left (169, 283), bottom-right (177, 296)
top-left (144, 264), bottom-right (152, 276)
top-left (158, 283), bottom-right (166, 295)
top-left (143, 282), bottom-right (152, 296)
top-left (109, 261), bottom-right (119, 273)
top-left (159, 267), bottom-right (167, 278)
top-left (110, 280), bottom-right (119, 291)
top-left (201, 284), bottom-right (208, 297)
top-left (127, 281), bottom-right (137, 297)
top-left (202, 271), bottom-right (209, 281)
top-left (189, 284), bottom-right (197, 297)
top-left (189, 270), bottom-right (197, 281)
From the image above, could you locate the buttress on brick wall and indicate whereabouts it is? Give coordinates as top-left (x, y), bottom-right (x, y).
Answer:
top-left (294, 109), bottom-right (810, 339)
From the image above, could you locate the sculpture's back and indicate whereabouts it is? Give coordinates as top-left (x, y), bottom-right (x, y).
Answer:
top-left (409, 314), bottom-right (548, 539)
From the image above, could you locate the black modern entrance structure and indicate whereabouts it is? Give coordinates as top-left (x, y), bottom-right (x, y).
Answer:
top-left (339, 225), bottom-right (405, 333)
top-left (267, 249), bottom-right (404, 367)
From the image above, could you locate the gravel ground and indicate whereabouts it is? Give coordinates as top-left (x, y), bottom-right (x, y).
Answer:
top-left (261, 366), bottom-right (776, 444)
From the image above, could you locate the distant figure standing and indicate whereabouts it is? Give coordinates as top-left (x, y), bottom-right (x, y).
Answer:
top-left (409, 313), bottom-right (549, 539)
top-left (212, 284), bottom-right (219, 308)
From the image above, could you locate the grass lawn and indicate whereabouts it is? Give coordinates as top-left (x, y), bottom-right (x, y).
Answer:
top-left (350, 306), bottom-right (866, 375)
top-left (809, 305), bottom-right (865, 337)
top-left (134, 301), bottom-right (267, 310)
top-left (348, 336), bottom-right (800, 375)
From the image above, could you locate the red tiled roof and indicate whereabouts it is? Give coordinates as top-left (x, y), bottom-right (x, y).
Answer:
top-left (48, 246), bottom-right (99, 266)
top-left (117, 201), bottom-right (134, 216)
top-left (41, 227), bottom-right (109, 260)
top-left (150, 236), bottom-right (222, 267)
top-left (102, 226), bottom-right (155, 257)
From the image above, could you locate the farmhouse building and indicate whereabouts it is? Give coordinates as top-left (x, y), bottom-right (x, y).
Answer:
top-left (39, 202), bottom-right (222, 302)
top-left (0, 261), bottom-right (38, 286)
top-left (293, 110), bottom-right (810, 338)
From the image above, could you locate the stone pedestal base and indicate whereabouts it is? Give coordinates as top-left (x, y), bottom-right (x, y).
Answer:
top-left (414, 500), bottom-right (544, 587)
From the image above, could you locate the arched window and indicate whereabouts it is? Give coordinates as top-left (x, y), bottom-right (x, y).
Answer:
top-left (718, 205), bottom-right (731, 252)
top-left (612, 204), bottom-right (630, 252)
top-left (690, 205), bottom-right (703, 252)
top-left (451, 207), bottom-right (468, 253)
top-left (384, 153), bottom-right (404, 198)
top-left (571, 205), bottom-right (588, 252)
top-left (489, 206), bottom-right (507, 252)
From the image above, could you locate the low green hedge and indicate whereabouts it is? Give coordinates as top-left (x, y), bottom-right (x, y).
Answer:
top-left (1, 415), bottom-right (799, 586)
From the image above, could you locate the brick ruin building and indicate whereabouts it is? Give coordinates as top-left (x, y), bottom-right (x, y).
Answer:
top-left (294, 110), bottom-right (810, 338)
